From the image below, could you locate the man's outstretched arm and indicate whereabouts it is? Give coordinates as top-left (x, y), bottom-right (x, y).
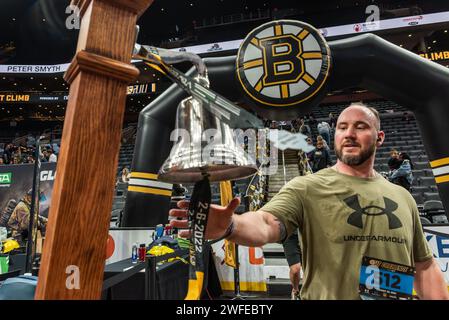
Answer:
top-left (414, 257), bottom-right (449, 300)
top-left (169, 198), bottom-right (285, 247)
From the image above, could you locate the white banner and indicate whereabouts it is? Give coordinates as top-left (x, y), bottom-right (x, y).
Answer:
top-left (211, 240), bottom-right (267, 292)
top-left (0, 63), bottom-right (70, 74)
top-left (1, 11), bottom-right (448, 73)
top-left (170, 11), bottom-right (449, 54)
top-left (423, 225), bottom-right (449, 286)
top-left (319, 11), bottom-right (449, 38)
top-left (105, 229), bottom-right (154, 265)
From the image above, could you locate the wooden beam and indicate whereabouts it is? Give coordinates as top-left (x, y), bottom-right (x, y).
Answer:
top-left (35, 0), bottom-right (153, 299)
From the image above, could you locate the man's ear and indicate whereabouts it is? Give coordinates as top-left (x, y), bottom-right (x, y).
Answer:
top-left (377, 131), bottom-right (385, 146)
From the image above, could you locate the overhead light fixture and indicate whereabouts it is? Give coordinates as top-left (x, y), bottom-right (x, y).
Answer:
top-left (42, 18), bottom-right (46, 22)
top-left (30, 77), bottom-right (34, 80)
top-left (445, 30), bottom-right (448, 33)
top-left (433, 40), bottom-right (437, 43)
top-left (408, 34), bottom-right (412, 37)
top-left (399, 44), bottom-right (403, 47)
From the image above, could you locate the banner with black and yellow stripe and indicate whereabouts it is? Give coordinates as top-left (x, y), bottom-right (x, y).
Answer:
top-left (431, 157), bottom-right (449, 185)
top-left (128, 172), bottom-right (173, 197)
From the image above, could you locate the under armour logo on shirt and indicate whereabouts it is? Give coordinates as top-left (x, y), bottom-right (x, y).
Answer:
top-left (344, 194), bottom-right (402, 230)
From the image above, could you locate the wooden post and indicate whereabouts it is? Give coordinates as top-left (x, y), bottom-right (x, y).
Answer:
top-left (35, 0), bottom-right (153, 299)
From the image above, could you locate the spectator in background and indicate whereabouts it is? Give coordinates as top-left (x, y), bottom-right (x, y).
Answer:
top-left (3, 144), bottom-right (13, 164)
top-left (282, 229), bottom-right (302, 300)
top-left (316, 135), bottom-right (330, 152)
top-left (26, 135), bottom-right (36, 148)
top-left (47, 149), bottom-right (57, 163)
top-left (0, 158), bottom-right (4, 165)
top-left (52, 143), bottom-right (60, 156)
top-left (305, 137), bottom-right (314, 162)
top-left (299, 119), bottom-right (312, 138)
top-left (121, 167), bottom-right (131, 183)
top-left (402, 111), bottom-right (412, 123)
top-left (308, 114), bottom-right (318, 129)
top-left (329, 112), bottom-right (337, 129)
top-left (388, 149), bottom-right (401, 171)
top-left (389, 152), bottom-right (414, 192)
top-left (317, 121), bottom-right (331, 146)
top-left (310, 140), bottom-right (332, 172)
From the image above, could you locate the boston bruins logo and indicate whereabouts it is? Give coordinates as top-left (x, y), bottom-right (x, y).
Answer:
top-left (236, 20), bottom-right (331, 108)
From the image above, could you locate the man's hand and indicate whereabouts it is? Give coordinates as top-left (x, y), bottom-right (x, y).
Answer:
top-left (169, 197), bottom-right (240, 240)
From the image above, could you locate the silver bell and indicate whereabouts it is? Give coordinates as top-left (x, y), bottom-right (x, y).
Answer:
top-left (158, 97), bottom-right (257, 183)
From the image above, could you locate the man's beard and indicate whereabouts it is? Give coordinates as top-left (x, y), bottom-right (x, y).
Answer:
top-left (335, 139), bottom-right (376, 166)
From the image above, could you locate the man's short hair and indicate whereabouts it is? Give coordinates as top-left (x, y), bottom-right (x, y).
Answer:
top-left (348, 102), bottom-right (380, 130)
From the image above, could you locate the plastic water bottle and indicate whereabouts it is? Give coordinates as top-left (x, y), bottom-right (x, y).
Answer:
top-left (131, 242), bottom-right (138, 263)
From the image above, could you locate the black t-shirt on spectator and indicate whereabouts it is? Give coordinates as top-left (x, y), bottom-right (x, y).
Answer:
top-left (310, 147), bottom-right (331, 172)
top-left (388, 157), bottom-right (401, 170)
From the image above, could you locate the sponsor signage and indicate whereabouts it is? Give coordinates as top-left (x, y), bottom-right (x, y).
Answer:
top-left (0, 172), bottom-right (12, 185)
top-left (0, 12), bottom-right (448, 70)
top-left (169, 11), bottom-right (449, 55)
top-left (420, 51), bottom-right (449, 62)
top-left (424, 226), bottom-right (449, 286)
top-left (0, 64), bottom-right (70, 74)
top-left (0, 163), bottom-right (56, 218)
top-left (126, 83), bottom-right (156, 95)
top-left (0, 93), bottom-right (68, 103)
top-left (0, 84), bottom-right (155, 104)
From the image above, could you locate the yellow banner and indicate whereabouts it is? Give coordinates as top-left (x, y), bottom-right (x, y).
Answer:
top-left (220, 181), bottom-right (237, 268)
top-left (420, 51), bottom-right (449, 61)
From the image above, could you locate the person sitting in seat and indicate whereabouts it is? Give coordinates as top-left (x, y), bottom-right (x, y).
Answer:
top-left (387, 149), bottom-right (401, 171)
top-left (389, 152), bottom-right (414, 192)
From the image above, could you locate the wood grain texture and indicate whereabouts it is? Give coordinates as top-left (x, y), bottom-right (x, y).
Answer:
top-left (72, 0), bottom-right (153, 18)
top-left (65, 51), bottom-right (139, 84)
top-left (35, 0), bottom-right (152, 300)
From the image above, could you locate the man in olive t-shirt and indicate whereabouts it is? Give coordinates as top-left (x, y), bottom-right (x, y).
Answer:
top-left (170, 103), bottom-right (449, 299)
top-left (261, 167), bottom-right (431, 299)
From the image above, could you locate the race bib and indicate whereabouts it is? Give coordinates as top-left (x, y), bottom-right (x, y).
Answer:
top-left (359, 256), bottom-right (415, 300)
